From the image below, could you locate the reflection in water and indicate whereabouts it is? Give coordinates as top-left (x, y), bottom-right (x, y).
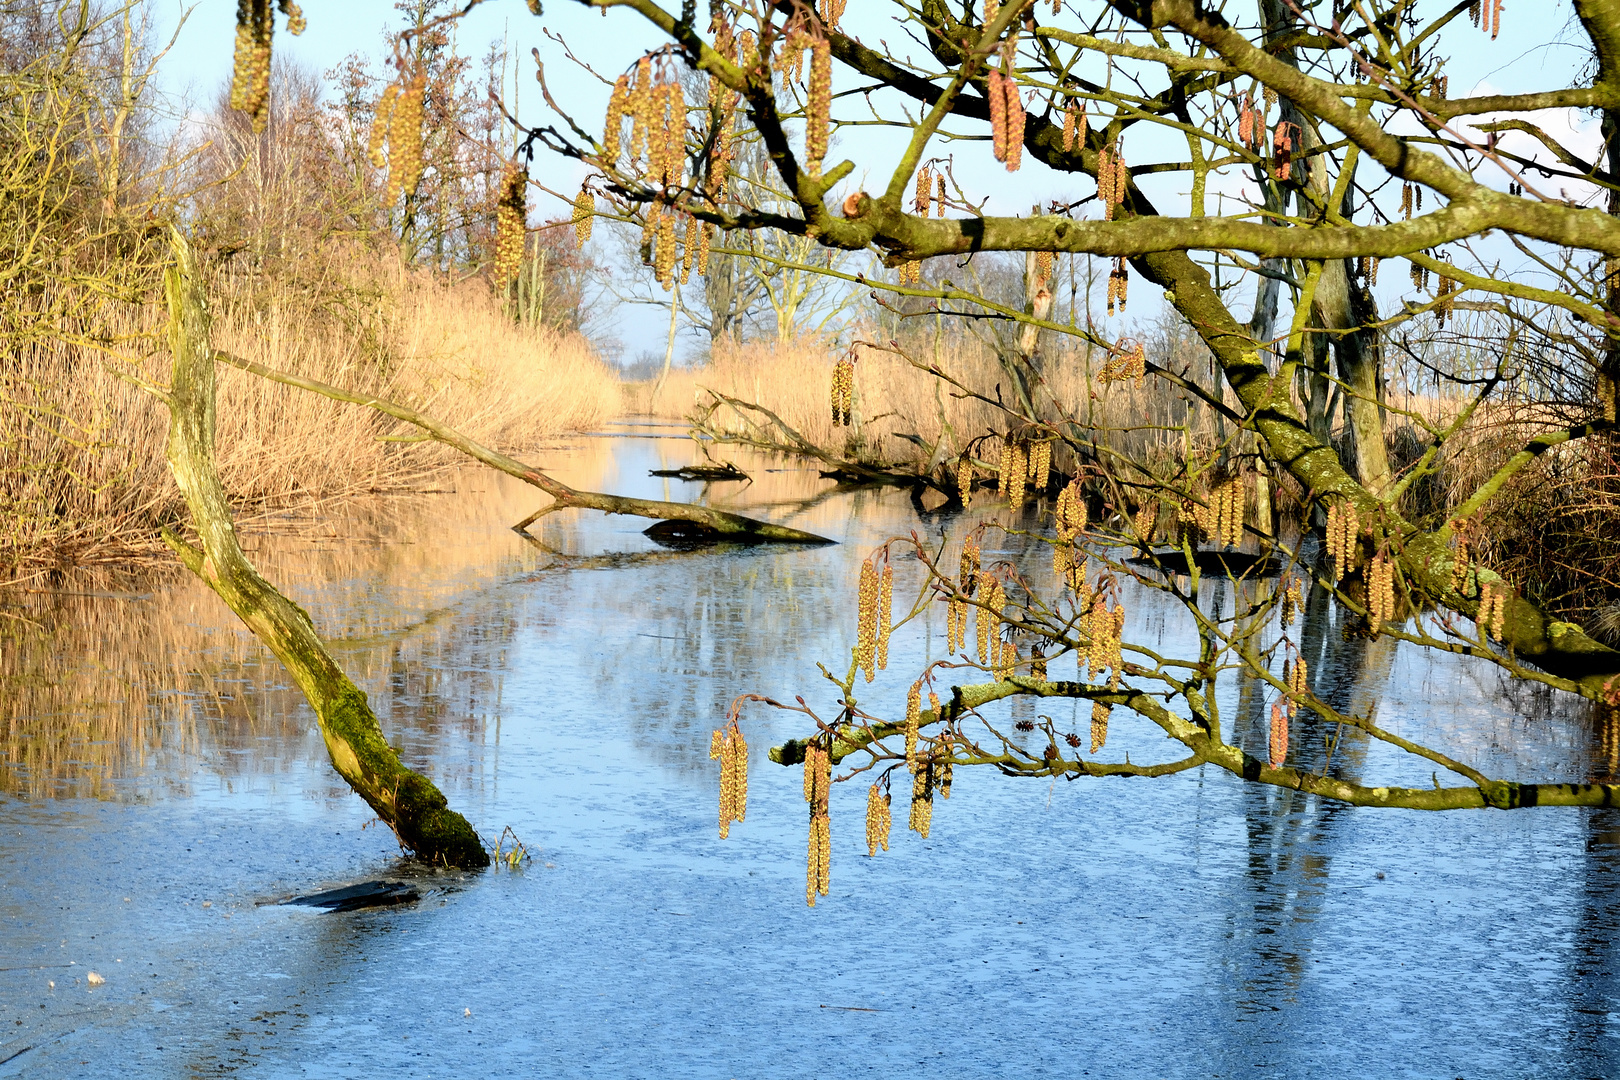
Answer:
top-left (5, 426), bottom-right (1620, 1077)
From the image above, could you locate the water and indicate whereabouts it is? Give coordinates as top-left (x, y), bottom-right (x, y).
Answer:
top-left (3, 425), bottom-right (1619, 1077)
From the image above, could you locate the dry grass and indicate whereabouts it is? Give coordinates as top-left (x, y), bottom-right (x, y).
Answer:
top-left (633, 334), bottom-right (1212, 480)
top-left (0, 262), bottom-right (621, 569)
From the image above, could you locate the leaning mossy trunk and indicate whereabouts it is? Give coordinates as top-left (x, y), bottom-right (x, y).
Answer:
top-left (158, 229), bottom-right (487, 868)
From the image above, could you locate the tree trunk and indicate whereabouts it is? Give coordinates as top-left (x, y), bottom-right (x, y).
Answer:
top-left (159, 229), bottom-right (488, 868)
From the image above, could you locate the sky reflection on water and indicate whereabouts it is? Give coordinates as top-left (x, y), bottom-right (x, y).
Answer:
top-left (2, 429), bottom-right (1619, 1077)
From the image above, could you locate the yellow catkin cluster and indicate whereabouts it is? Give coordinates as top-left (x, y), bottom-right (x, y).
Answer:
top-left (782, 27), bottom-right (809, 84)
top-left (806, 35), bottom-right (832, 174)
top-left (1003, 64), bottom-right (1025, 171)
top-left (712, 720), bottom-right (748, 838)
top-left (384, 75), bottom-right (426, 207)
top-left (1055, 479), bottom-right (1087, 540)
top-left (1081, 598), bottom-right (1123, 684)
top-left (1031, 645), bottom-right (1047, 680)
top-left (629, 56), bottom-right (653, 167)
top-left (865, 783), bottom-right (891, 856)
top-left (1269, 700), bottom-right (1288, 767)
top-left (1272, 121), bottom-right (1297, 181)
top-left (1105, 258), bottom-right (1129, 316)
top-left (1449, 532), bottom-right (1471, 594)
top-left (1027, 440), bottom-right (1051, 494)
top-left (1035, 250), bottom-right (1055, 288)
top-left (956, 455), bottom-right (975, 509)
top-left (697, 221), bottom-right (714, 275)
top-left (1061, 100), bottom-right (1086, 152)
top-left (905, 681), bottom-right (921, 769)
top-left (947, 594), bottom-right (966, 654)
top-left (278, 0), bottom-right (306, 35)
top-left (1409, 259), bottom-right (1431, 291)
top-left (1367, 552), bottom-right (1397, 633)
top-left (1090, 702), bottom-right (1110, 753)
top-left (1358, 255), bottom-right (1380, 284)
top-left (909, 762), bottom-right (934, 838)
top-left (1002, 639), bottom-right (1021, 681)
top-left (602, 73), bottom-right (629, 165)
top-left (1400, 182), bottom-right (1422, 220)
top-left (1134, 500), bottom-right (1158, 546)
top-left (1263, 86), bottom-right (1277, 112)
top-left (936, 173), bottom-right (947, 216)
top-left (1286, 654), bottom-right (1308, 716)
top-left (368, 84), bottom-right (400, 168)
top-left (876, 565), bottom-right (894, 672)
top-left (1479, 578), bottom-right (1510, 641)
top-left (1097, 144), bottom-right (1128, 219)
top-left (1325, 499), bottom-right (1359, 581)
top-left (1434, 75), bottom-right (1449, 99)
top-left (655, 207), bottom-right (678, 289)
top-left (830, 354), bottom-right (855, 426)
top-left (1238, 91), bottom-right (1260, 151)
top-left (493, 165), bottom-right (528, 286)
top-left (974, 573), bottom-right (993, 665)
top-left (1099, 336), bottom-right (1146, 385)
top-left (572, 187), bottom-right (595, 249)
top-left (856, 557), bottom-right (880, 682)
top-left (1479, 0), bottom-right (1503, 39)
top-left (915, 164), bottom-right (933, 216)
top-left (820, 0), bottom-right (846, 30)
top-left (960, 535), bottom-right (981, 590)
top-left (230, 0), bottom-right (273, 132)
top-left (1435, 274), bottom-right (1457, 326)
top-left (998, 437), bottom-right (1029, 506)
top-left (1280, 576), bottom-right (1303, 629)
top-left (804, 742), bottom-right (830, 905)
top-left (976, 575), bottom-right (1006, 667)
top-left (1216, 475), bottom-right (1245, 547)
top-left (682, 214), bottom-right (699, 284)
top-left (989, 68), bottom-right (1009, 163)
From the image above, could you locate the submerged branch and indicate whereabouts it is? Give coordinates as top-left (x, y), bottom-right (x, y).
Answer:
top-left (216, 353), bottom-right (835, 545)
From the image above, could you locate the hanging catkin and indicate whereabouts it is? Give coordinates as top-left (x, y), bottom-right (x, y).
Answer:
top-left (865, 783), bottom-right (891, 856)
top-left (1090, 702), bottom-right (1110, 753)
top-left (602, 73), bottom-right (629, 165)
top-left (1268, 700), bottom-right (1288, 767)
top-left (493, 165), bottom-right (528, 285)
top-left (571, 186), bottom-right (594, 249)
top-left (712, 718), bottom-right (748, 838)
top-left (876, 565), bottom-right (894, 671)
top-left (230, 0), bottom-right (273, 132)
top-left (368, 83), bottom-right (399, 168)
top-left (856, 557), bottom-right (880, 681)
top-left (384, 74), bottom-right (426, 206)
top-left (806, 35), bottom-right (831, 174)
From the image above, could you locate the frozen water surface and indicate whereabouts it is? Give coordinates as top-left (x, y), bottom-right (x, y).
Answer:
top-left (2, 427), bottom-right (1618, 1077)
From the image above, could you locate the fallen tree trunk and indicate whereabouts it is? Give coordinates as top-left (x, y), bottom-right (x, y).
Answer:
top-left (217, 355), bottom-right (835, 546)
top-left (158, 230), bottom-right (488, 868)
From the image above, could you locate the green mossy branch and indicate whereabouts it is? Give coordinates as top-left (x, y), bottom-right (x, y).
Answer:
top-left (159, 229), bottom-right (488, 869)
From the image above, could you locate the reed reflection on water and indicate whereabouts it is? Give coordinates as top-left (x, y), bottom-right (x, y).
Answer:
top-left (5, 429), bottom-right (1620, 1077)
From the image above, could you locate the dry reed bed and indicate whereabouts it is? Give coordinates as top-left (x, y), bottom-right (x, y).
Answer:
top-left (0, 264), bottom-right (622, 569)
top-left (642, 336), bottom-right (1212, 480)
